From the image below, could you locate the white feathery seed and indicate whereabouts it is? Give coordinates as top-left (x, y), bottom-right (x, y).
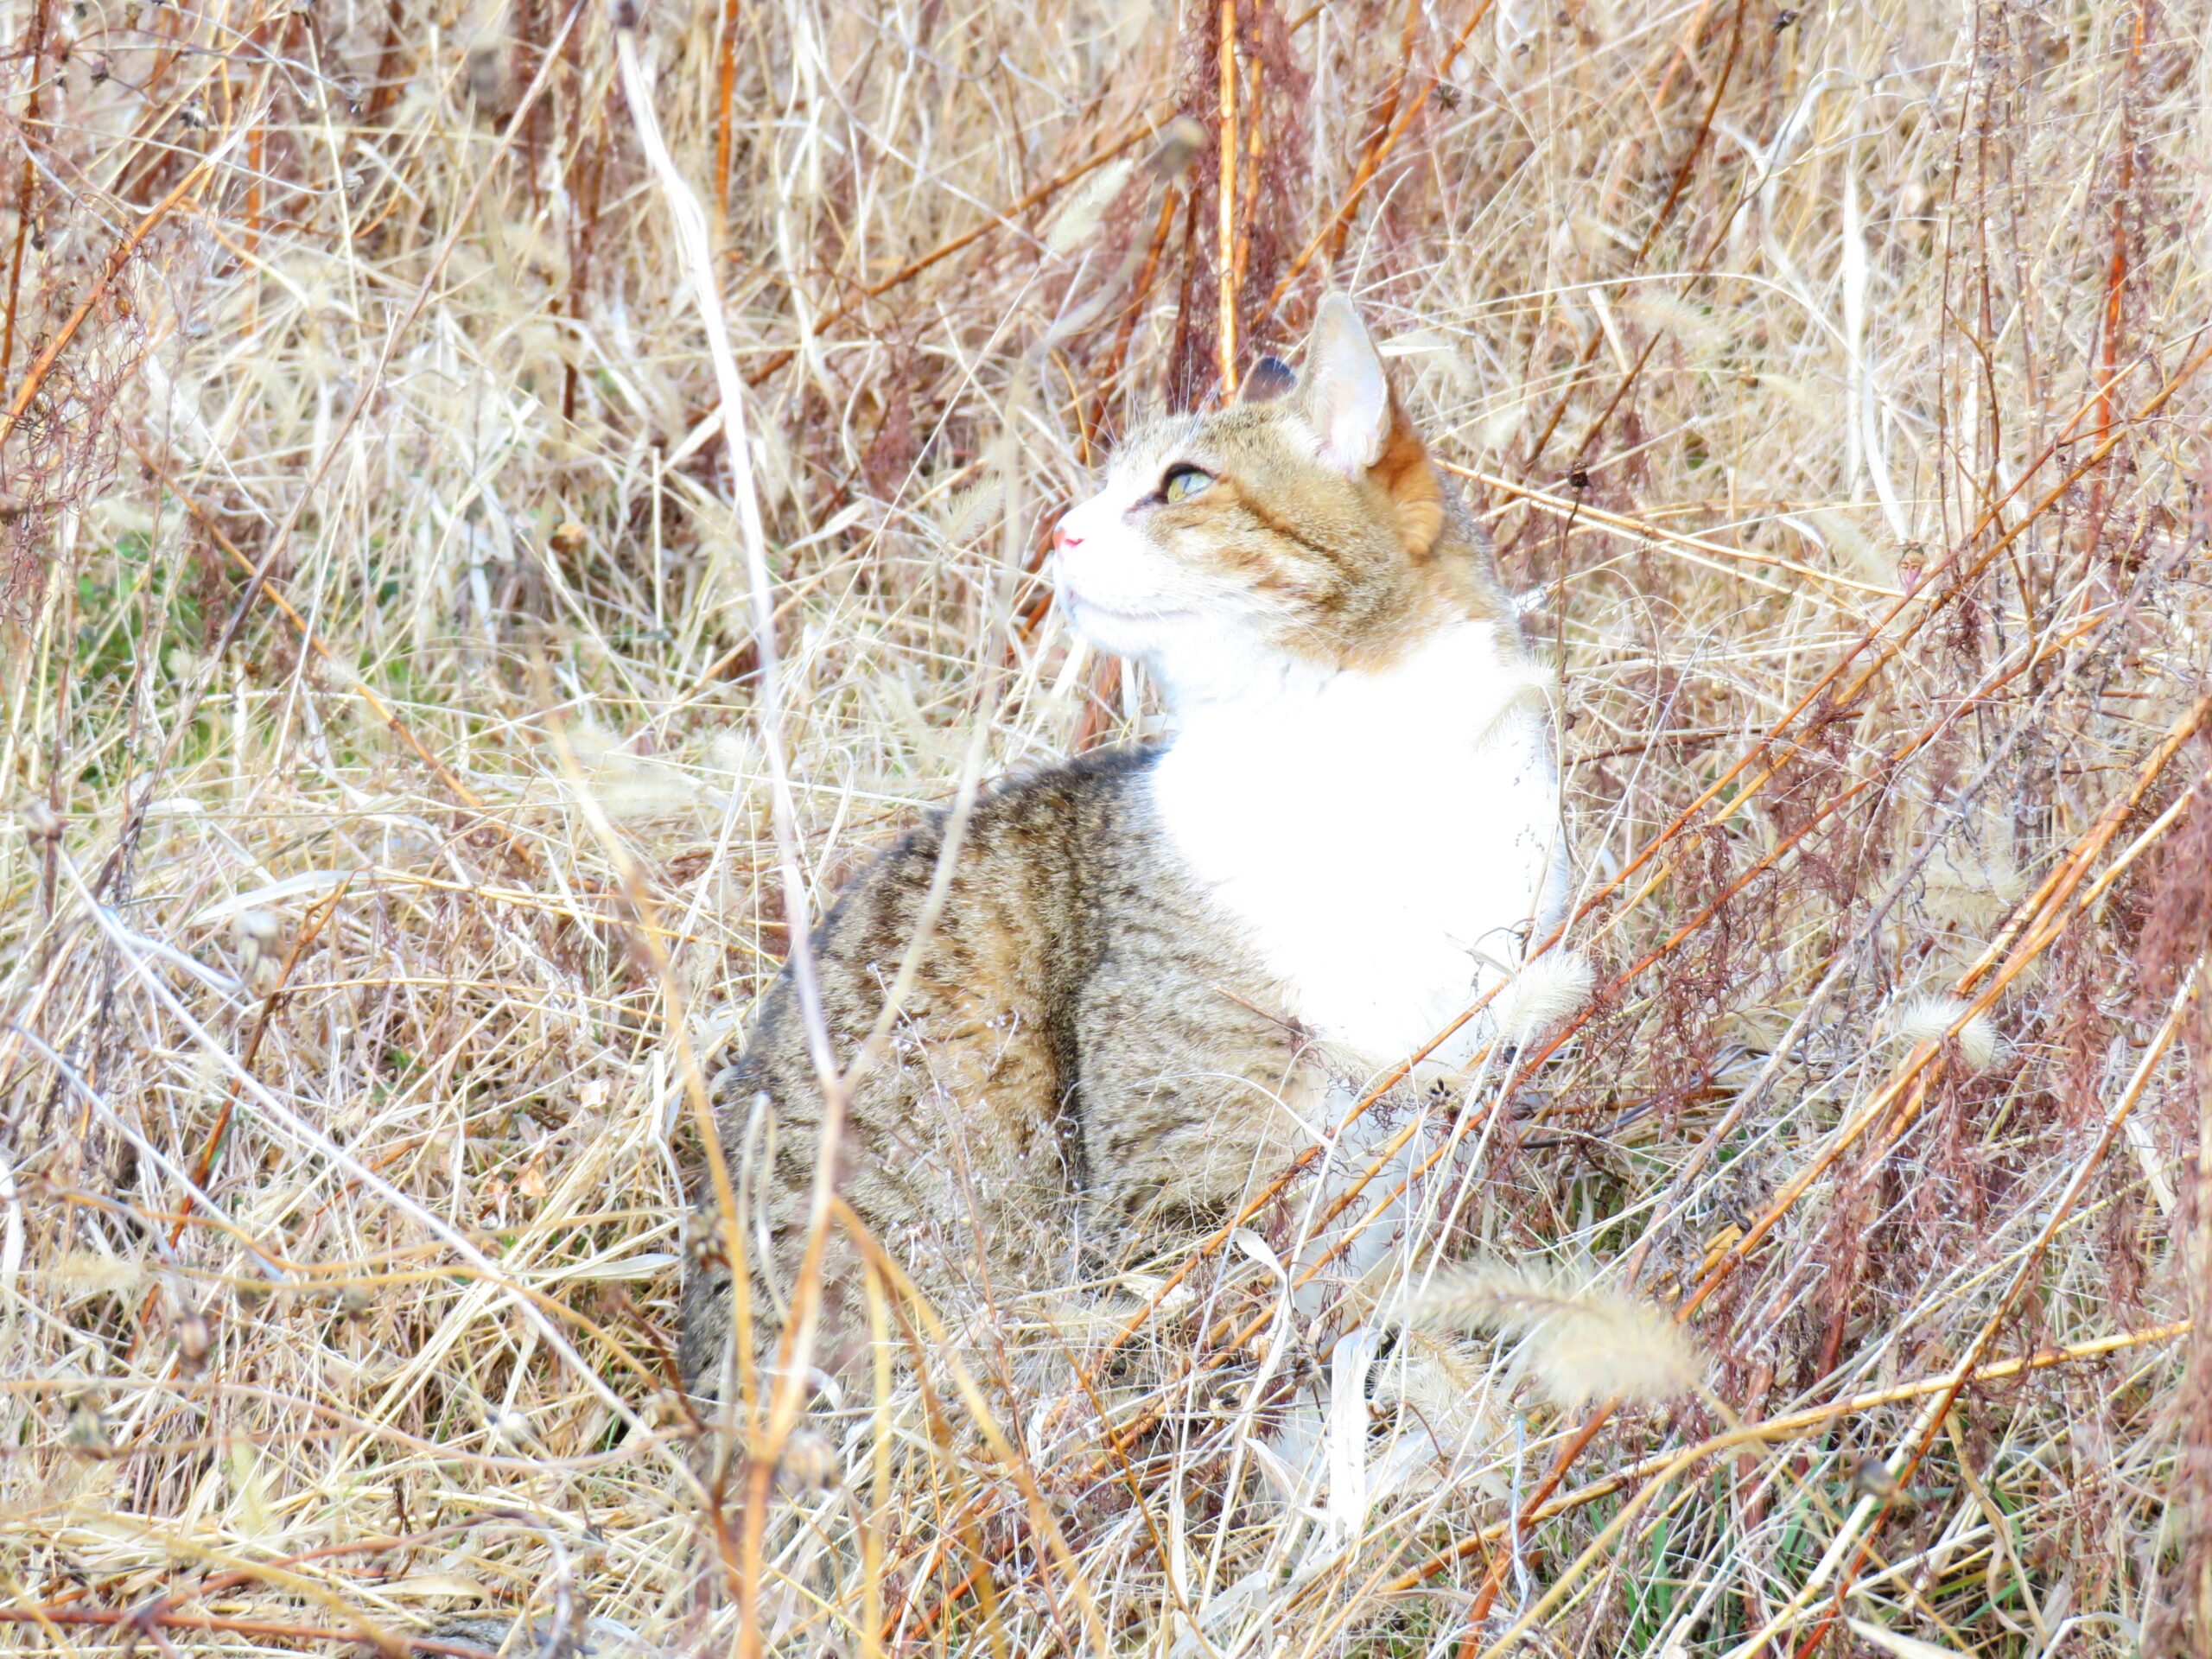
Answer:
top-left (1494, 949), bottom-right (1594, 1039)
top-left (1922, 830), bottom-right (2027, 929)
top-left (1892, 993), bottom-right (2006, 1071)
top-left (1392, 1259), bottom-right (1700, 1410)
top-left (1043, 157), bottom-right (1139, 254)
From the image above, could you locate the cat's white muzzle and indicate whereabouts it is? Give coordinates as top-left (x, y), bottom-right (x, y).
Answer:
top-left (1049, 495), bottom-right (1198, 658)
top-left (1052, 486), bottom-right (1279, 702)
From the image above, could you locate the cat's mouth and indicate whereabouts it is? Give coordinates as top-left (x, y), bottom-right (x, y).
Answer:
top-left (1060, 591), bottom-right (1198, 627)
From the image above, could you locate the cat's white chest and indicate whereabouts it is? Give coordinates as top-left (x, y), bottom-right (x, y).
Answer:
top-left (1149, 623), bottom-right (1566, 1076)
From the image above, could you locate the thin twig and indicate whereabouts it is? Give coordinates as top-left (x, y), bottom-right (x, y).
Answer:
top-left (1216, 0), bottom-right (1238, 392)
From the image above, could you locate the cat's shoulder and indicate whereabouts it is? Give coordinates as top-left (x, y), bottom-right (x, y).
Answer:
top-left (976, 741), bottom-right (1160, 807)
top-left (835, 742), bottom-right (1161, 897)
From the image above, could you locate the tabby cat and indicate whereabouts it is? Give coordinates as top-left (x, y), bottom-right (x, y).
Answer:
top-left (678, 296), bottom-right (1568, 1402)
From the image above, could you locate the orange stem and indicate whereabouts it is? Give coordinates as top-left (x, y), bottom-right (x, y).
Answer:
top-left (745, 129), bottom-right (1147, 387)
top-left (1268, 0), bottom-right (1494, 310)
top-left (3, 155), bottom-right (218, 445)
top-left (0, 0), bottom-right (54, 401)
top-left (1216, 0), bottom-right (1238, 392)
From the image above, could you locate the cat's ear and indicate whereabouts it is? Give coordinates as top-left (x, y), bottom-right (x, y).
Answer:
top-left (1304, 296), bottom-right (1444, 557)
top-left (1239, 354), bottom-right (1297, 404)
top-left (1302, 296), bottom-right (1392, 474)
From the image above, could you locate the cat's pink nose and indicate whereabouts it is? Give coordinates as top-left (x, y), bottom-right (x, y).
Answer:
top-left (1052, 522), bottom-right (1083, 554)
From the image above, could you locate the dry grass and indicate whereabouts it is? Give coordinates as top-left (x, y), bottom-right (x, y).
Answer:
top-left (3, 0), bottom-right (2211, 1654)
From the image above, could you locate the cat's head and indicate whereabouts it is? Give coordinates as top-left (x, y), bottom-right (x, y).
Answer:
top-left (1052, 296), bottom-right (1503, 705)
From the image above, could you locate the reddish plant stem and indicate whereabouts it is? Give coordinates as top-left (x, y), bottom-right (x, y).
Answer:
top-left (714, 0), bottom-right (741, 238)
top-left (1789, 969), bottom-right (2197, 1658)
top-left (1455, 1414), bottom-right (1613, 1653)
top-left (1168, 178), bottom-right (1206, 402)
top-left (1084, 185), bottom-right (1183, 447)
top-left (1216, 0), bottom-right (1238, 391)
top-left (0, 0), bottom-right (54, 403)
top-left (3, 152), bottom-right (220, 446)
top-left (1526, 0), bottom-right (1750, 474)
top-left (1319, 0), bottom-right (1421, 272)
top-left (561, 21), bottom-right (605, 425)
top-left (2082, 2), bottom-right (2145, 544)
top-left (1691, 689), bottom-right (2211, 1325)
top-left (1231, 50), bottom-right (1263, 294)
top-left (364, 0), bottom-right (410, 126)
top-left (744, 129), bottom-right (1147, 387)
top-left (1266, 0), bottom-right (1494, 309)
top-left (1455, 700), bottom-right (2206, 1644)
top-left (512, 0), bottom-right (543, 180)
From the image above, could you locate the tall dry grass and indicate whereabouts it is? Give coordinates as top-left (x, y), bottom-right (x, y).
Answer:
top-left (3, 0), bottom-right (2210, 1653)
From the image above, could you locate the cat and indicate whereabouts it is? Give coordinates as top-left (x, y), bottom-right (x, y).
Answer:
top-left (677, 296), bottom-right (1570, 1414)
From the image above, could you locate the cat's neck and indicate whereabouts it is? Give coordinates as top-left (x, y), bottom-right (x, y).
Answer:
top-left (1146, 614), bottom-right (1565, 1070)
top-left (1161, 617), bottom-right (1532, 760)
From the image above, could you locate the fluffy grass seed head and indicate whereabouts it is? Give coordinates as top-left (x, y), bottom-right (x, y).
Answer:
top-left (1891, 993), bottom-right (2006, 1071)
top-left (1392, 1259), bottom-right (1700, 1410)
top-left (1495, 949), bottom-right (1595, 1040)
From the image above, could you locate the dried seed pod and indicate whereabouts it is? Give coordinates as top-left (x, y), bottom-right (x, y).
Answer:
top-left (680, 1208), bottom-right (723, 1271)
top-left (65, 1395), bottom-right (116, 1459)
top-left (175, 1306), bottom-right (212, 1376)
top-left (1149, 115), bottom-right (1208, 183)
top-left (775, 1428), bottom-right (841, 1492)
top-left (1845, 1453), bottom-right (1917, 1515)
top-left (464, 47), bottom-right (505, 111)
top-left (234, 909), bottom-right (283, 988)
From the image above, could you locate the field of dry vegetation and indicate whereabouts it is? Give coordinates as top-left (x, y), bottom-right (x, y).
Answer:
top-left (4, 0), bottom-right (2212, 1652)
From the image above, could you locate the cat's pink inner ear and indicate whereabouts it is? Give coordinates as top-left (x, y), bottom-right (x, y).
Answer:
top-left (1303, 296), bottom-right (1392, 474)
top-left (1302, 296), bottom-right (1443, 557)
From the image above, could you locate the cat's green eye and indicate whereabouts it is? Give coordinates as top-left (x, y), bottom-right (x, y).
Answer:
top-left (1161, 466), bottom-right (1213, 505)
